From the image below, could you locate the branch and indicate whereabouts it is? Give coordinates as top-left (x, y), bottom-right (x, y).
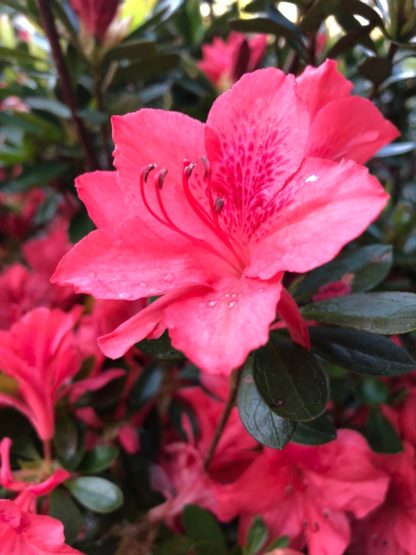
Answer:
top-left (36, 0), bottom-right (99, 170)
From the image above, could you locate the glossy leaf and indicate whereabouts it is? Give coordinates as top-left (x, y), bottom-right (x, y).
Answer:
top-left (310, 327), bottom-right (416, 376)
top-left (183, 505), bottom-right (227, 555)
top-left (54, 413), bottom-right (85, 471)
top-left (129, 365), bottom-right (164, 409)
top-left (302, 292), bottom-right (416, 335)
top-left (291, 413), bottom-right (337, 445)
top-left (358, 57), bottom-right (393, 86)
top-left (245, 516), bottom-right (268, 555)
top-left (50, 488), bottom-right (83, 545)
top-left (363, 408), bottom-right (403, 453)
top-left (293, 244), bottom-right (393, 303)
top-left (237, 365), bottom-right (295, 449)
top-left (66, 477), bottom-right (124, 514)
top-left (78, 445), bottom-right (119, 473)
top-left (253, 335), bottom-right (329, 422)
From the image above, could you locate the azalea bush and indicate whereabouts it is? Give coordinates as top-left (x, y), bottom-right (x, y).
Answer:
top-left (1, 0), bottom-right (416, 553)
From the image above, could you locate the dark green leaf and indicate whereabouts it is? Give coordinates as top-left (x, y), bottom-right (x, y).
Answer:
top-left (26, 96), bottom-right (71, 118)
top-left (50, 488), bottom-right (83, 545)
top-left (154, 536), bottom-right (194, 555)
top-left (54, 413), bottom-right (85, 471)
top-left (363, 408), bottom-right (403, 453)
top-left (0, 45), bottom-right (44, 64)
top-left (113, 53), bottom-right (181, 84)
top-left (2, 161), bottom-right (69, 193)
top-left (355, 377), bottom-right (389, 405)
top-left (302, 292), bottom-right (416, 335)
top-left (129, 365), bottom-right (164, 409)
top-left (137, 331), bottom-right (184, 360)
top-left (300, 0), bottom-right (342, 32)
top-left (105, 40), bottom-right (157, 62)
top-left (245, 516), bottom-right (268, 555)
top-left (254, 335), bottom-right (329, 422)
top-left (293, 244), bottom-right (393, 303)
top-left (66, 477), bottom-right (124, 514)
top-left (327, 24), bottom-right (376, 57)
top-left (291, 413), bottom-right (337, 445)
top-left (265, 536), bottom-right (290, 550)
top-left (375, 142), bottom-right (416, 157)
top-left (237, 364), bottom-right (295, 449)
top-left (183, 505), bottom-right (227, 555)
top-left (358, 57), bottom-right (393, 86)
top-left (310, 327), bottom-right (416, 376)
top-left (78, 446), bottom-right (119, 473)
top-left (69, 206), bottom-right (95, 243)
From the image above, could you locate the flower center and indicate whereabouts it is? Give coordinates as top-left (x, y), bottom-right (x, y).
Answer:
top-left (139, 159), bottom-right (245, 272)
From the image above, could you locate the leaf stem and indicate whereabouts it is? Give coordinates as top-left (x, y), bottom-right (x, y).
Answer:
top-left (36, 0), bottom-right (99, 170)
top-left (204, 365), bottom-right (244, 470)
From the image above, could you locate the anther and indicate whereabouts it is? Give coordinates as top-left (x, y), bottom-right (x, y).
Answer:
top-left (142, 163), bottom-right (156, 182)
top-left (201, 155), bottom-right (210, 179)
top-left (157, 168), bottom-right (168, 189)
top-left (184, 162), bottom-right (195, 178)
top-left (214, 197), bottom-right (224, 213)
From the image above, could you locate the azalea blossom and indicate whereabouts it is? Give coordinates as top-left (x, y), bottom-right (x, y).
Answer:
top-left (198, 32), bottom-right (267, 87)
top-left (0, 499), bottom-right (81, 554)
top-left (0, 307), bottom-right (82, 441)
top-left (53, 62), bottom-right (398, 375)
top-left (218, 430), bottom-right (389, 555)
top-left (70, 0), bottom-right (120, 41)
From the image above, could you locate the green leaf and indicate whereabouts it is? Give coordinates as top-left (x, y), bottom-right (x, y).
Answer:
top-left (293, 244), bottom-right (393, 303)
top-left (291, 413), bottom-right (337, 445)
top-left (302, 292), bottom-right (416, 335)
top-left (66, 477), bottom-right (124, 514)
top-left (355, 377), bottom-right (389, 405)
top-left (230, 17), bottom-right (307, 57)
top-left (245, 516), bottom-right (268, 555)
top-left (113, 53), bottom-right (181, 84)
top-left (78, 446), bottom-right (119, 473)
top-left (50, 488), bottom-right (83, 545)
top-left (26, 96), bottom-right (71, 118)
top-left (137, 331), bottom-right (184, 360)
top-left (183, 505), bottom-right (227, 555)
top-left (253, 334), bottom-right (329, 422)
top-left (54, 413), bottom-right (85, 471)
top-left (129, 365), bottom-right (164, 409)
top-left (237, 364), bottom-right (295, 449)
top-left (105, 40), bottom-right (157, 62)
top-left (375, 142), bottom-right (416, 157)
top-left (327, 24), bottom-right (376, 57)
top-left (358, 57), bottom-right (393, 86)
top-left (363, 408), bottom-right (403, 453)
top-left (154, 536), bottom-right (194, 555)
top-left (265, 536), bottom-right (290, 551)
top-left (0, 45), bottom-right (44, 64)
top-left (310, 327), bottom-right (416, 376)
top-left (300, 0), bottom-right (342, 32)
top-left (2, 161), bottom-right (69, 193)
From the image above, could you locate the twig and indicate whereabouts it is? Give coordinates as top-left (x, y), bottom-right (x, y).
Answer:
top-left (204, 365), bottom-right (243, 470)
top-left (36, 0), bottom-right (99, 170)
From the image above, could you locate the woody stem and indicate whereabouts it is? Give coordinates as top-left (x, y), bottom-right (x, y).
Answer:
top-left (204, 365), bottom-right (244, 470)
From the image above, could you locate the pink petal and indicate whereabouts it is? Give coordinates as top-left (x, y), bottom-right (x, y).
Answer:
top-left (306, 96), bottom-right (399, 164)
top-left (296, 59), bottom-right (353, 117)
top-left (164, 277), bottom-right (282, 374)
top-left (98, 285), bottom-right (207, 359)
top-left (76, 170), bottom-right (134, 229)
top-left (248, 157), bottom-right (389, 278)
top-left (205, 68), bottom-right (309, 242)
top-left (277, 288), bottom-right (310, 349)
top-left (52, 218), bottom-right (230, 300)
top-left (69, 368), bottom-right (125, 402)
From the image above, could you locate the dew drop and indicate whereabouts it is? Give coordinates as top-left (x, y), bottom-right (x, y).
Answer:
top-left (228, 300), bottom-right (237, 308)
top-left (117, 292), bottom-right (128, 299)
top-left (139, 281), bottom-right (147, 287)
top-left (305, 174), bottom-right (318, 183)
top-left (163, 273), bottom-right (174, 283)
top-left (258, 287), bottom-right (264, 293)
top-left (231, 293), bottom-right (238, 299)
top-left (207, 300), bottom-right (217, 308)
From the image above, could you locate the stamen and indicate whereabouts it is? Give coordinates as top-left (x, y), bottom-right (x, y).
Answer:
top-left (157, 168), bottom-right (168, 189)
top-left (143, 163), bottom-right (156, 182)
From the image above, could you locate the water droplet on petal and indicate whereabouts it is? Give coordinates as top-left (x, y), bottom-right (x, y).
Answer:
top-left (224, 293), bottom-right (231, 299)
top-left (139, 281), bottom-right (147, 287)
top-left (208, 300), bottom-right (217, 308)
top-left (228, 300), bottom-right (237, 308)
top-left (305, 174), bottom-right (318, 183)
top-left (163, 273), bottom-right (174, 283)
top-left (258, 287), bottom-right (264, 293)
top-left (117, 292), bottom-right (128, 299)
top-left (231, 293), bottom-right (238, 299)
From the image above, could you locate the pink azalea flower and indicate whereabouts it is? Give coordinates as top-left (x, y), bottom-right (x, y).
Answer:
top-left (52, 64), bottom-right (397, 375)
top-left (350, 444), bottom-right (416, 555)
top-left (198, 32), bottom-right (267, 87)
top-left (70, 0), bottom-right (120, 41)
top-left (0, 307), bottom-right (82, 440)
top-left (0, 499), bottom-right (81, 554)
top-left (218, 430), bottom-right (389, 555)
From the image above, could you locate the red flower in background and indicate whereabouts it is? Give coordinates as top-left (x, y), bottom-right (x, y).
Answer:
top-left (198, 32), bottom-right (267, 87)
top-left (0, 307), bottom-right (82, 441)
top-left (53, 62), bottom-right (397, 375)
top-left (70, 0), bottom-right (121, 41)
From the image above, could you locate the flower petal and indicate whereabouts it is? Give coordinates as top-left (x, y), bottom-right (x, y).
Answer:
top-left (248, 157), bottom-right (389, 278)
top-left (205, 68), bottom-right (309, 241)
top-left (75, 170), bottom-right (134, 229)
top-left (306, 96), bottom-right (399, 164)
top-left (296, 59), bottom-right (353, 117)
top-left (52, 218), bottom-right (233, 300)
top-left (98, 286), bottom-right (208, 359)
top-left (164, 277), bottom-right (282, 374)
